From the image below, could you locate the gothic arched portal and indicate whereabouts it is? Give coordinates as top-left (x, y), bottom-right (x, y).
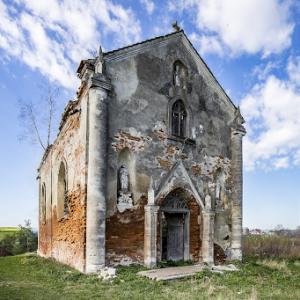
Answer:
top-left (160, 189), bottom-right (190, 262)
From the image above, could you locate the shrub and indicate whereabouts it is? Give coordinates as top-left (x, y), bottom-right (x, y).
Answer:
top-left (0, 220), bottom-right (38, 256)
top-left (243, 234), bottom-right (300, 258)
top-left (0, 235), bottom-right (15, 256)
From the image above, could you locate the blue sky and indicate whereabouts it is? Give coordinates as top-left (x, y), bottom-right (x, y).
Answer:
top-left (0, 0), bottom-right (299, 229)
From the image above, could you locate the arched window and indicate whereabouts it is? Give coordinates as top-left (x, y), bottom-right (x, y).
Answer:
top-left (172, 100), bottom-right (186, 137)
top-left (41, 183), bottom-right (46, 224)
top-left (57, 161), bottom-right (68, 219)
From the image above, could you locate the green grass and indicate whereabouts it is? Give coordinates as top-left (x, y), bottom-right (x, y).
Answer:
top-left (0, 227), bottom-right (19, 241)
top-left (0, 254), bottom-right (300, 300)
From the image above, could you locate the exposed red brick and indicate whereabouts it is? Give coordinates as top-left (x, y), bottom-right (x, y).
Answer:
top-left (106, 197), bottom-right (147, 265)
top-left (191, 165), bottom-right (201, 176)
top-left (214, 243), bottom-right (226, 265)
top-left (112, 130), bottom-right (148, 152)
top-left (153, 129), bottom-right (167, 141)
top-left (157, 157), bottom-right (172, 169)
top-left (38, 187), bottom-right (86, 271)
top-left (166, 144), bottom-right (177, 157)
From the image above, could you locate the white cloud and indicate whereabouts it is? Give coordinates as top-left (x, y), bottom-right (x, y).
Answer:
top-left (293, 150), bottom-right (300, 166)
top-left (252, 61), bottom-right (281, 82)
top-left (287, 55), bottom-right (300, 85)
top-left (273, 157), bottom-right (289, 169)
top-left (140, 0), bottom-right (155, 15)
top-left (241, 73), bottom-right (300, 170)
top-left (190, 33), bottom-right (224, 56)
top-left (170, 0), bottom-right (294, 56)
top-left (0, 0), bottom-right (141, 88)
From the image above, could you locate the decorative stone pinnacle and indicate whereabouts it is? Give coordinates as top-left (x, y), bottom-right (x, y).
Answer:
top-left (234, 107), bottom-right (245, 125)
top-left (98, 46), bottom-right (103, 62)
top-left (232, 106), bottom-right (246, 134)
top-left (205, 194), bottom-right (212, 211)
top-left (172, 21), bottom-right (181, 32)
top-left (95, 46), bottom-right (104, 74)
top-left (148, 176), bottom-right (154, 190)
top-left (147, 177), bottom-right (155, 205)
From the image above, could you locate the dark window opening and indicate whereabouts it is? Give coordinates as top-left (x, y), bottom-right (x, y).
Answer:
top-left (41, 183), bottom-right (46, 224)
top-left (172, 100), bottom-right (186, 138)
top-left (57, 162), bottom-right (68, 219)
top-left (63, 178), bottom-right (68, 215)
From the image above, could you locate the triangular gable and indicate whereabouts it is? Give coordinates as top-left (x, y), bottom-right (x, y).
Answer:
top-left (155, 160), bottom-right (204, 209)
top-left (104, 30), bottom-right (236, 112)
top-left (180, 32), bottom-right (236, 111)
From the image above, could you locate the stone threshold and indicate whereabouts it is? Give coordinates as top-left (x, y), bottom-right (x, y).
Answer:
top-left (138, 264), bottom-right (238, 281)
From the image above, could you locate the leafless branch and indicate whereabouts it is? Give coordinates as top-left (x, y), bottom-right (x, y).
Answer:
top-left (18, 83), bottom-right (59, 151)
top-left (45, 85), bottom-right (59, 148)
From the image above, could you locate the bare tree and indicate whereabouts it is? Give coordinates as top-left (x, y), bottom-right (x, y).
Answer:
top-left (19, 84), bottom-right (59, 151)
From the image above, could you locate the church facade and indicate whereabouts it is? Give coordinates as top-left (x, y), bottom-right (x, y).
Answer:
top-left (38, 29), bottom-right (246, 273)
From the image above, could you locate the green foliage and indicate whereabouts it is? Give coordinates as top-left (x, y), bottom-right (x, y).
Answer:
top-left (0, 220), bottom-right (37, 257)
top-left (0, 227), bottom-right (19, 241)
top-left (0, 255), bottom-right (300, 300)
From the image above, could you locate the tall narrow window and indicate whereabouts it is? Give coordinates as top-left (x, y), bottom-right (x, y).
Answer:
top-left (41, 183), bottom-right (46, 224)
top-left (57, 162), bottom-right (68, 219)
top-left (172, 100), bottom-right (186, 137)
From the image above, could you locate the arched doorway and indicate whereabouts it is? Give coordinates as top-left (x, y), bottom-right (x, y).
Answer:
top-left (160, 190), bottom-right (190, 261)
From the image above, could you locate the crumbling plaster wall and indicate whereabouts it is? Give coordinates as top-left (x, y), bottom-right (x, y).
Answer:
top-left (38, 155), bottom-right (52, 258)
top-left (105, 36), bottom-right (237, 263)
top-left (38, 94), bottom-right (88, 272)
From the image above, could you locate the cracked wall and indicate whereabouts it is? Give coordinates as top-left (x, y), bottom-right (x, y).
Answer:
top-left (38, 32), bottom-right (241, 269)
top-left (105, 35), bottom-right (236, 263)
top-left (38, 96), bottom-right (88, 272)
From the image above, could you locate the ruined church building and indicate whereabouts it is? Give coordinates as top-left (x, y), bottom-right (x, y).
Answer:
top-left (38, 29), bottom-right (246, 273)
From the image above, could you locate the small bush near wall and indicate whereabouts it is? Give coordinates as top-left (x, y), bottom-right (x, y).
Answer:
top-left (0, 220), bottom-right (38, 256)
top-left (243, 234), bottom-right (300, 258)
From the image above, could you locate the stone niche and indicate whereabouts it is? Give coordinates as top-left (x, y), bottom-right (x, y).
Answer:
top-left (117, 148), bottom-right (134, 212)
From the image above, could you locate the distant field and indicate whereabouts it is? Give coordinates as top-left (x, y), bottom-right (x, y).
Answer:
top-left (243, 234), bottom-right (300, 258)
top-left (0, 227), bottom-right (19, 241)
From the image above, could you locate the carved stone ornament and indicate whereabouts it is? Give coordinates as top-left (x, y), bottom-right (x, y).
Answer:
top-left (119, 165), bottom-right (129, 192)
top-left (117, 191), bottom-right (133, 213)
top-left (117, 165), bottom-right (133, 212)
top-left (173, 62), bottom-right (187, 90)
top-left (215, 180), bottom-right (222, 209)
top-left (147, 177), bottom-right (155, 205)
top-left (215, 171), bottom-right (225, 210)
top-left (232, 107), bottom-right (246, 132)
top-left (95, 46), bottom-right (104, 74)
top-left (162, 194), bottom-right (189, 211)
top-left (205, 194), bottom-right (212, 210)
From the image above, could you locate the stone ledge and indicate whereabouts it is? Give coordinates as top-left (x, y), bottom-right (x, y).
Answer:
top-left (138, 264), bottom-right (238, 281)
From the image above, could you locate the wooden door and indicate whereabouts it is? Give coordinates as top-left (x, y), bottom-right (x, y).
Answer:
top-left (167, 213), bottom-right (184, 261)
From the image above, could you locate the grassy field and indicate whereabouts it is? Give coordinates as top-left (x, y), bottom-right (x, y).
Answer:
top-left (0, 254), bottom-right (300, 300)
top-left (243, 234), bottom-right (300, 258)
top-left (0, 227), bottom-right (19, 241)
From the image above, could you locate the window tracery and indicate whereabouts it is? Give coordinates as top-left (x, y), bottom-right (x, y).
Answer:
top-left (172, 100), bottom-right (187, 138)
